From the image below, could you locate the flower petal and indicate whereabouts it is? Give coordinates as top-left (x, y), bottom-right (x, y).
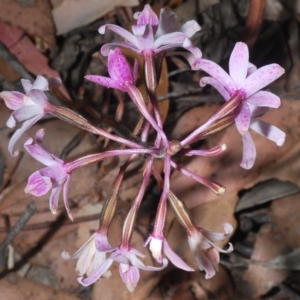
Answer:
top-left (76, 241), bottom-right (96, 276)
top-left (119, 265), bottom-right (140, 292)
top-left (196, 59), bottom-right (236, 95)
top-left (8, 114), bottom-right (43, 156)
top-left (84, 75), bottom-right (125, 92)
top-left (163, 239), bottom-right (194, 271)
top-left (21, 79), bottom-right (33, 94)
top-left (28, 89), bottom-right (49, 107)
top-left (10, 105), bottom-right (44, 124)
top-left (49, 185), bottom-right (63, 214)
top-left (0, 91), bottom-right (25, 110)
top-left (229, 42), bottom-right (249, 88)
top-left (78, 258), bottom-right (114, 286)
top-left (25, 170), bottom-right (52, 196)
top-left (235, 102), bottom-right (251, 134)
top-left (246, 91), bottom-right (281, 108)
top-left (63, 175), bottom-right (72, 220)
top-left (243, 64), bottom-right (285, 97)
top-left (130, 254), bottom-right (168, 271)
top-left (154, 32), bottom-right (187, 49)
top-left (201, 223), bottom-right (233, 242)
top-left (95, 232), bottom-right (114, 252)
top-left (200, 77), bottom-right (230, 101)
top-left (99, 25), bottom-right (138, 49)
top-left (250, 119), bottom-right (286, 146)
top-left (156, 8), bottom-right (177, 36)
top-left (240, 131), bottom-right (256, 169)
top-left (32, 75), bottom-right (49, 91)
top-left (180, 20), bottom-right (201, 38)
top-left (24, 138), bottom-right (59, 167)
top-left (101, 42), bottom-right (140, 56)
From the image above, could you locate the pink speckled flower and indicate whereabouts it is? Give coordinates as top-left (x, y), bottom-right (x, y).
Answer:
top-left (188, 223), bottom-right (233, 279)
top-left (85, 47), bottom-right (137, 92)
top-left (197, 42), bottom-right (285, 169)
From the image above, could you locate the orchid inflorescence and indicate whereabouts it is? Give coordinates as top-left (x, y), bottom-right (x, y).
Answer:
top-left (0, 4), bottom-right (285, 292)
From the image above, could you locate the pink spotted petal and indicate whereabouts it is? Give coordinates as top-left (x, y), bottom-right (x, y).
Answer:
top-left (248, 103), bottom-right (269, 118)
top-left (78, 258), bottom-right (114, 286)
top-left (85, 75), bottom-right (124, 92)
top-left (32, 75), bottom-right (49, 91)
top-left (196, 59), bottom-right (236, 95)
top-left (243, 64), bottom-right (285, 97)
top-left (8, 114), bottom-right (43, 156)
top-left (229, 42), bottom-right (249, 88)
top-left (246, 91), bottom-right (281, 108)
top-left (119, 265), bottom-right (140, 292)
top-left (235, 102), bottom-right (251, 134)
top-left (0, 91), bottom-right (25, 110)
top-left (107, 48), bottom-right (134, 83)
top-left (250, 119), bottom-right (286, 146)
top-left (240, 131), bottom-right (256, 169)
top-left (247, 62), bottom-right (257, 75)
top-left (99, 25), bottom-right (138, 50)
top-left (25, 171), bottom-right (52, 196)
top-left (180, 20), bottom-right (201, 38)
top-left (200, 77), bottom-right (230, 101)
top-left (163, 239), bottom-right (194, 271)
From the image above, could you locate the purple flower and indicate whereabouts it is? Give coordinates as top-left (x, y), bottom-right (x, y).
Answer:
top-left (62, 232), bottom-right (113, 279)
top-left (85, 48), bottom-right (137, 92)
top-left (145, 235), bottom-right (194, 271)
top-left (0, 76), bottom-right (60, 156)
top-left (188, 223), bottom-right (233, 279)
top-left (198, 42), bottom-right (285, 169)
top-left (99, 4), bottom-right (201, 58)
top-left (78, 244), bottom-right (168, 292)
top-left (24, 129), bottom-right (73, 220)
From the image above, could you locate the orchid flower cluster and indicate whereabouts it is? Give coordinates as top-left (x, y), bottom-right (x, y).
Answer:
top-left (0, 5), bottom-right (285, 292)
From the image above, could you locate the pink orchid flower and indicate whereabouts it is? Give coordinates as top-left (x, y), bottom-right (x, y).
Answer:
top-left (0, 76), bottom-right (61, 156)
top-left (99, 4), bottom-right (201, 58)
top-left (188, 223), bottom-right (233, 279)
top-left (145, 235), bottom-right (194, 272)
top-left (197, 42), bottom-right (285, 169)
top-left (78, 244), bottom-right (168, 292)
top-left (24, 129), bottom-right (73, 220)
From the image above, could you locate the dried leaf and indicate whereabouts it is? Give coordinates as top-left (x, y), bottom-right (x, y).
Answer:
top-left (52, 0), bottom-right (139, 35)
top-left (235, 179), bottom-right (299, 212)
top-left (0, 0), bottom-right (56, 47)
